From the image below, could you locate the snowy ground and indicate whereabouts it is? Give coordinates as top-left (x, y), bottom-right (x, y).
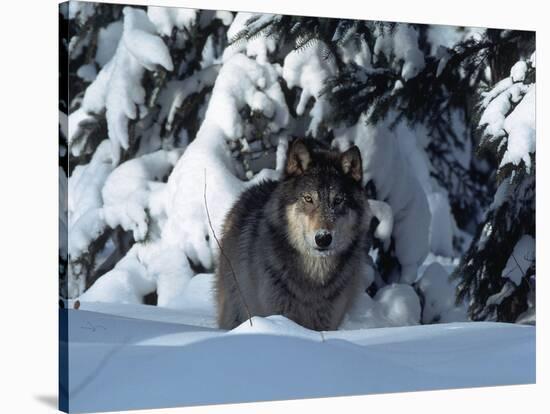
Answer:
top-left (63, 274), bottom-right (535, 413)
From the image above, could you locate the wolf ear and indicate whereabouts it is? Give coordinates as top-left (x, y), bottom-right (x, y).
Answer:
top-left (341, 146), bottom-right (363, 183)
top-left (286, 139), bottom-right (311, 176)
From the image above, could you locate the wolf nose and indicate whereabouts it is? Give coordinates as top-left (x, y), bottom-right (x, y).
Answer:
top-left (315, 230), bottom-right (333, 248)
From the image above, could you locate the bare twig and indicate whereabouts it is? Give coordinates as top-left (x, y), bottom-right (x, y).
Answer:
top-left (203, 169), bottom-right (253, 326)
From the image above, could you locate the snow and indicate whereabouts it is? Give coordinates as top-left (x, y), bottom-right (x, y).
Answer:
top-left (417, 262), bottom-right (467, 323)
top-left (78, 244), bottom-right (156, 304)
top-left (374, 24), bottom-right (425, 81)
top-left (161, 53), bottom-right (289, 271)
top-left (427, 192), bottom-right (456, 257)
top-left (76, 64), bottom-right (97, 82)
top-left (479, 83), bottom-right (529, 139)
top-left (77, 7), bottom-right (174, 164)
top-left (165, 65), bottom-right (220, 131)
top-left (95, 21), bottom-right (123, 68)
top-left (427, 25), bottom-right (486, 55)
top-left (435, 45), bottom-right (451, 77)
top-left (101, 149), bottom-right (183, 242)
top-left (223, 12), bottom-right (277, 64)
top-left (63, 304), bottom-right (534, 413)
top-left (147, 6), bottom-right (198, 36)
top-left (510, 60), bottom-right (528, 82)
top-left (67, 108), bottom-right (95, 157)
top-left (77, 52), bottom-right (289, 305)
top-left (500, 86), bottom-right (535, 172)
top-left (502, 235), bottom-right (535, 285)
top-left (68, 140), bottom-right (114, 266)
top-left (391, 119), bottom-right (461, 258)
top-left (224, 13), bottom-right (278, 64)
top-left (282, 40), bottom-right (337, 136)
top-left (346, 283), bottom-right (421, 328)
top-left (479, 59), bottom-right (535, 174)
top-left (68, 1), bottom-right (95, 24)
top-left (335, 118), bottom-right (431, 283)
top-left (340, 33), bottom-right (372, 69)
top-left (367, 199), bottom-right (394, 247)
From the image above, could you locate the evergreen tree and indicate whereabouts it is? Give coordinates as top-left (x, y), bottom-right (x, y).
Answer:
top-left (453, 56), bottom-right (535, 323)
top-left (61, 3), bottom-right (535, 325)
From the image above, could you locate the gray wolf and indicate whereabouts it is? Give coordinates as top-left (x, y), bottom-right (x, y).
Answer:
top-left (214, 138), bottom-right (373, 331)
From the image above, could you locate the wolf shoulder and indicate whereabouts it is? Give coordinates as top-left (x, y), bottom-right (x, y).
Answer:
top-left (222, 179), bottom-right (279, 233)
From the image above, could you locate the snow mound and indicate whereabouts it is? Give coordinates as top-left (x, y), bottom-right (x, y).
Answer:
top-left (63, 306), bottom-right (535, 413)
top-left (342, 284), bottom-right (421, 329)
top-left (417, 262), bottom-right (468, 324)
top-left (230, 315), bottom-right (321, 341)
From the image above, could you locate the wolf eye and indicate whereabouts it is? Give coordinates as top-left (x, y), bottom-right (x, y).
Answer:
top-left (303, 195), bottom-right (313, 203)
top-left (334, 196), bottom-right (344, 205)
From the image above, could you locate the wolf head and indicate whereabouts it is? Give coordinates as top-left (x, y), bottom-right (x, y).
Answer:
top-left (281, 139), bottom-right (369, 258)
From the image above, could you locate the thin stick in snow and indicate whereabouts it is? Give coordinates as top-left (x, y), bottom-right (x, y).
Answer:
top-left (203, 169), bottom-right (253, 326)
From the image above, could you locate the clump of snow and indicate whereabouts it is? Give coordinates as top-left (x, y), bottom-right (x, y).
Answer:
top-left (75, 7), bottom-right (174, 164)
top-left (282, 40), bottom-right (337, 136)
top-left (164, 65), bottom-right (220, 131)
top-left (435, 45), bottom-right (451, 77)
top-left (339, 33), bottom-right (372, 69)
top-left (95, 21), bottom-right (123, 67)
top-left (502, 235), bottom-right (535, 285)
top-left (427, 192), bottom-right (456, 257)
top-left (500, 86), bottom-right (535, 172)
top-left (230, 315), bottom-right (321, 341)
top-left (79, 244), bottom-right (156, 304)
top-left (167, 273), bottom-right (216, 313)
top-left (76, 64), bottom-right (97, 82)
top-left (479, 82), bottom-right (528, 139)
top-left (427, 25), bottom-right (486, 55)
top-left (101, 149), bottom-right (183, 241)
top-left (479, 58), bottom-right (535, 174)
top-left (68, 140), bottom-right (114, 260)
top-left (67, 108), bottom-right (96, 157)
top-left (510, 60), bottom-right (528, 82)
top-left (374, 24), bottom-right (425, 80)
top-left (68, 1), bottom-right (95, 24)
top-left (485, 282), bottom-right (515, 308)
top-left (342, 283), bottom-right (421, 329)
top-left (375, 284), bottom-right (422, 325)
top-left (367, 200), bottom-right (394, 247)
top-left (224, 13), bottom-right (278, 64)
top-left (335, 118), bottom-right (431, 283)
top-left (147, 6), bottom-right (198, 36)
top-left (417, 262), bottom-right (467, 323)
